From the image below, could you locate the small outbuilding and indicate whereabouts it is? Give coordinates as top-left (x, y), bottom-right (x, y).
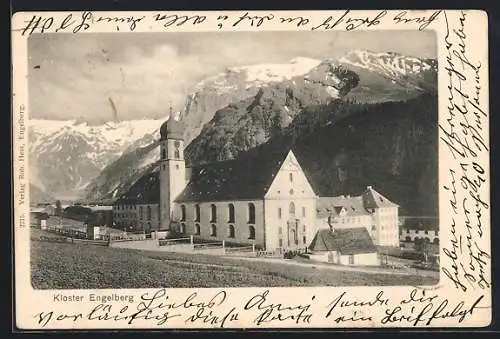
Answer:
top-left (308, 227), bottom-right (380, 266)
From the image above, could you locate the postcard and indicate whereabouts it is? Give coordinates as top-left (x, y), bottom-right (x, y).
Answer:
top-left (11, 9), bottom-right (490, 329)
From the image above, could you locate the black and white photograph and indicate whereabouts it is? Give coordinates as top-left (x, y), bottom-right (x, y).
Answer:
top-left (12, 9), bottom-right (491, 330)
top-left (27, 29), bottom-right (440, 289)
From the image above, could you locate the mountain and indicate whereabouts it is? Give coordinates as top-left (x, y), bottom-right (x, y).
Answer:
top-left (83, 50), bottom-right (438, 215)
top-left (280, 94), bottom-right (438, 216)
top-left (83, 141), bottom-right (161, 203)
top-left (338, 50), bottom-right (437, 103)
top-left (181, 57), bottom-right (324, 145)
top-left (84, 58), bottom-right (360, 201)
top-left (29, 183), bottom-right (55, 205)
top-left (28, 118), bottom-right (165, 200)
top-left (185, 62), bottom-right (360, 165)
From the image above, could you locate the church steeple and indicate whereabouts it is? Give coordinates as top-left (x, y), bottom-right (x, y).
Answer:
top-left (159, 111), bottom-right (186, 231)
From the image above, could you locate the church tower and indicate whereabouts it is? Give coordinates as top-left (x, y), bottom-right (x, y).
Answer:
top-left (159, 112), bottom-right (186, 231)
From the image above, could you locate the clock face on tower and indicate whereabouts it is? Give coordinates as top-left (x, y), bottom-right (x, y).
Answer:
top-left (174, 140), bottom-right (181, 148)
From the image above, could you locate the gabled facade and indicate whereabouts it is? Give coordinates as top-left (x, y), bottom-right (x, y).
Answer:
top-left (263, 151), bottom-right (317, 251)
top-left (169, 147), bottom-right (316, 251)
top-left (155, 117), bottom-right (400, 252)
top-left (316, 186), bottom-right (399, 247)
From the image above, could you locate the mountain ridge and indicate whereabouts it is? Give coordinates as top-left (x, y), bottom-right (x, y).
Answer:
top-left (31, 50), bottom-right (437, 211)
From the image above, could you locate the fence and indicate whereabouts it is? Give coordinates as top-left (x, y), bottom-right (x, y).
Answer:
top-left (44, 225), bottom-right (87, 239)
top-left (37, 234), bottom-right (108, 246)
top-left (224, 245), bottom-right (256, 256)
top-left (107, 232), bottom-right (146, 242)
top-left (255, 249), bottom-right (283, 258)
top-left (156, 235), bottom-right (261, 256)
top-left (158, 237), bottom-right (192, 247)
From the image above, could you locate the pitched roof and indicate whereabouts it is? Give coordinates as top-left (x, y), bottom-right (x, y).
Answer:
top-left (175, 144), bottom-right (292, 202)
top-left (316, 186), bottom-right (398, 218)
top-left (308, 227), bottom-right (378, 255)
top-left (160, 118), bottom-right (184, 140)
top-left (317, 195), bottom-right (368, 218)
top-left (362, 186), bottom-right (398, 208)
top-left (115, 171), bottom-right (160, 204)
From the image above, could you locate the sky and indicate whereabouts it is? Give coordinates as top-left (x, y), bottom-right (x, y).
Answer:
top-left (28, 31), bottom-right (436, 124)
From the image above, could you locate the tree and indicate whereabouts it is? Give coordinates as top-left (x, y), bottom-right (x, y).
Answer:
top-left (414, 237), bottom-right (430, 262)
top-left (55, 200), bottom-right (62, 217)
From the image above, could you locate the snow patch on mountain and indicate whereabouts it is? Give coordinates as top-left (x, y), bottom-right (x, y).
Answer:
top-left (28, 118), bottom-right (167, 200)
top-left (193, 57), bottom-right (322, 94)
top-left (338, 50), bottom-right (435, 79)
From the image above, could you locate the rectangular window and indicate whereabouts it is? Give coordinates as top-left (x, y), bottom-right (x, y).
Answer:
top-left (278, 238), bottom-right (283, 248)
top-left (349, 255), bottom-right (354, 265)
top-left (278, 208), bottom-right (282, 219)
top-left (302, 207), bottom-right (306, 217)
top-left (289, 173), bottom-right (293, 182)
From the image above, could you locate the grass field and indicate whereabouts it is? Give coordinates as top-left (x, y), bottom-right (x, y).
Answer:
top-left (31, 229), bottom-right (439, 289)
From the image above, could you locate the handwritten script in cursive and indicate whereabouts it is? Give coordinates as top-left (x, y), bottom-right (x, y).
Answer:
top-left (439, 10), bottom-right (490, 293)
top-left (14, 10), bottom-right (443, 35)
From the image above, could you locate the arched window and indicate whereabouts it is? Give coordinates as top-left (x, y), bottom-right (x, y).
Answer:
top-left (289, 202), bottom-right (295, 216)
top-left (278, 208), bottom-right (282, 219)
top-left (180, 223), bottom-right (185, 234)
top-left (210, 204), bottom-right (217, 222)
top-left (248, 226), bottom-right (255, 240)
top-left (139, 207), bottom-right (143, 219)
top-left (433, 238), bottom-right (439, 245)
top-left (248, 203), bottom-right (255, 224)
top-left (180, 205), bottom-right (186, 221)
top-left (302, 206), bottom-right (306, 217)
top-left (147, 206), bottom-right (152, 220)
top-left (289, 173), bottom-right (293, 182)
top-left (174, 141), bottom-right (181, 159)
top-left (194, 204), bottom-right (200, 222)
top-left (211, 224), bottom-right (217, 237)
top-left (228, 225), bottom-right (235, 238)
top-left (278, 227), bottom-right (282, 235)
top-left (195, 223), bottom-right (200, 235)
top-left (228, 203), bottom-right (235, 223)
top-left (162, 148), bottom-right (167, 159)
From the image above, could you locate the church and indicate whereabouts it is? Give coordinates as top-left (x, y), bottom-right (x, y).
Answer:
top-left (157, 116), bottom-right (399, 252)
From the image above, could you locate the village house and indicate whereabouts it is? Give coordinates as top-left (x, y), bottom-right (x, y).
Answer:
top-left (316, 189), bottom-right (400, 247)
top-left (30, 207), bottom-right (49, 228)
top-left (400, 216), bottom-right (439, 244)
top-left (112, 172), bottom-right (161, 233)
top-left (308, 227), bottom-right (379, 265)
top-left (154, 117), bottom-right (400, 253)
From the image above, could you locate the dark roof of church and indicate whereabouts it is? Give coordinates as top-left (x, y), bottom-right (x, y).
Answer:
top-left (115, 171), bottom-right (160, 205)
top-left (160, 118), bottom-right (184, 140)
top-left (175, 145), bottom-right (292, 202)
top-left (308, 227), bottom-right (378, 255)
